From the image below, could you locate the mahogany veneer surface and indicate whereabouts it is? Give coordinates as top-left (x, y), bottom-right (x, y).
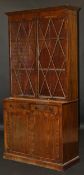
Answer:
top-left (3, 6), bottom-right (79, 171)
top-left (3, 98), bottom-right (79, 171)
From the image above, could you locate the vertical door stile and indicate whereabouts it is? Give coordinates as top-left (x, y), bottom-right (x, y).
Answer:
top-left (34, 18), bottom-right (37, 98)
top-left (37, 18), bottom-right (39, 98)
top-left (9, 22), bottom-right (12, 96)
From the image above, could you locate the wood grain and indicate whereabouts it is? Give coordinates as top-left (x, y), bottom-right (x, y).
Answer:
top-left (3, 6), bottom-right (79, 171)
top-left (3, 98), bottom-right (79, 170)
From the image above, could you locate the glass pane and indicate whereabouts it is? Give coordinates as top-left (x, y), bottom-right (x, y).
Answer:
top-left (38, 17), bottom-right (68, 98)
top-left (10, 20), bottom-right (37, 97)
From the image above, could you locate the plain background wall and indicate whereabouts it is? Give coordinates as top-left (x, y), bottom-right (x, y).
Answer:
top-left (0, 0), bottom-right (83, 125)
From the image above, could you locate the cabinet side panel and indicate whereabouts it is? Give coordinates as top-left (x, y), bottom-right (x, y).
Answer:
top-left (68, 11), bottom-right (78, 99)
top-left (4, 107), bottom-right (11, 153)
top-left (62, 101), bottom-right (79, 163)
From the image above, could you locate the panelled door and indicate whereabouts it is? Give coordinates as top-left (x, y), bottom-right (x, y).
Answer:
top-left (4, 100), bottom-right (61, 162)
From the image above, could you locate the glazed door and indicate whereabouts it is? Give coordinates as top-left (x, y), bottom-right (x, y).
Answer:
top-left (9, 16), bottom-right (69, 99)
top-left (10, 19), bottom-right (37, 97)
top-left (38, 16), bottom-right (68, 99)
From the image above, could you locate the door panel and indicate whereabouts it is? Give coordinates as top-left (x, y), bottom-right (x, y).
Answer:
top-left (38, 17), bottom-right (68, 99)
top-left (10, 20), bottom-right (37, 97)
top-left (33, 109), bottom-right (60, 161)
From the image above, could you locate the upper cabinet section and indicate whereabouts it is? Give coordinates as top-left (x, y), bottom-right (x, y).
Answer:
top-left (7, 6), bottom-right (79, 100)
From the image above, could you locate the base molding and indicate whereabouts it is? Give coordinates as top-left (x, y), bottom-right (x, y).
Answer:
top-left (3, 152), bottom-right (80, 171)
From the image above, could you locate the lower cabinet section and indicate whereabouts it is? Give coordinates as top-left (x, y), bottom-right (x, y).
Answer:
top-left (3, 98), bottom-right (79, 171)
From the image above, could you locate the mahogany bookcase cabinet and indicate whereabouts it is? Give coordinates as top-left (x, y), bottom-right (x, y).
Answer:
top-left (3, 6), bottom-right (79, 171)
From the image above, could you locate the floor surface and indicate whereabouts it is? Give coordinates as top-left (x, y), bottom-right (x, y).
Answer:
top-left (0, 130), bottom-right (83, 175)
